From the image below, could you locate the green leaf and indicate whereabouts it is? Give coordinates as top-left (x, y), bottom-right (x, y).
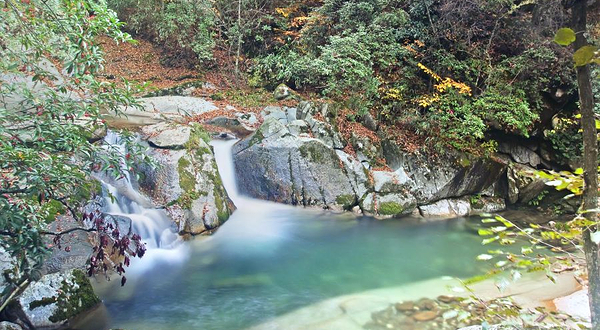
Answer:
top-left (521, 246), bottom-right (533, 255)
top-left (482, 236), bottom-right (499, 245)
top-left (477, 254), bottom-right (494, 261)
top-left (574, 168), bottom-right (584, 175)
top-left (573, 45), bottom-right (598, 67)
top-left (478, 229), bottom-right (495, 236)
top-left (554, 28), bottom-right (576, 46)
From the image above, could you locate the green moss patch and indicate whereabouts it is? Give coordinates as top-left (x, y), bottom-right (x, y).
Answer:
top-left (336, 194), bottom-right (356, 209)
top-left (378, 202), bottom-right (404, 216)
top-left (49, 270), bottom-right (100, 323)
top-left (299, 143), bottom-right (330, 164)
top-left (185, 124), bottom-right (211, 151)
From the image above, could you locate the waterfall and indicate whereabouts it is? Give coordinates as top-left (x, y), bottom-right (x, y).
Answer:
top-left (209, 139), bottom-right (296, 244)
top-left (98, 132), bottom-right (188, 275)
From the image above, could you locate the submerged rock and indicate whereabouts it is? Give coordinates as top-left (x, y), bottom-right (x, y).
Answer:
top-left (138, 123), bottom-right (235, 235)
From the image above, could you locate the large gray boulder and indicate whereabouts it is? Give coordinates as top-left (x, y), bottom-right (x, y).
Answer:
top-left (42, 216), bottom-right (94, 274)
top-left (138, 123), bottom-right (235, 235)
top-left (233, 109), bottom-right (511, 217)
top-left (17, 269), bottom-right (99, 329)
top-left (382, 140), bottom-right (509, 205)
top-left (233, 117), bottom-right (369, 211)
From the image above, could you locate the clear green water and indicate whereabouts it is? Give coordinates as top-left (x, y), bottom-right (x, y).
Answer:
top-left (95, 212), bottom-right (490, 330)
top-left (90, 140), bottom-right (495, 330)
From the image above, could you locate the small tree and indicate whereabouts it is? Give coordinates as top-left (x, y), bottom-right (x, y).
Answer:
top-left (0, 0), bottom-right (148, 311)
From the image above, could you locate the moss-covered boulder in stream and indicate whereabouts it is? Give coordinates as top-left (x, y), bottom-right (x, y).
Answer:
top-left (137, 123), bottom-right (235, 235)
top-left (17, 269), bottom-right (99, 328)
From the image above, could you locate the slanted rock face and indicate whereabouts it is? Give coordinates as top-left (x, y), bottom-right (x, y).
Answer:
top-left (233, 117), bottom-right (369, 211)
top-left (233, 105), bottom-right (511, 217)
top-left (506, 163), bottom-right (547, 204)
top-left (381, 140), bottom-right (509, 205)
top-left (18, 269), bottom-right (99, 329)
top-left (138, 123), bottom-right (235, 235)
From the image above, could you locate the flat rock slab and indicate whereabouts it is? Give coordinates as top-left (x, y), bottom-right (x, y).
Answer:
top-left (139, 96), bottom-right (217, 116)
top-left (142, 123), bottom-right (191, 149)
top-left (249, 271), bottom-right (580, 330)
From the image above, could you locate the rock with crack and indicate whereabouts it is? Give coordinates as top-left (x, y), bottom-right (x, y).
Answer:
top-left (498, 141), bottom-right (541, 168)
top-left (233, 117), bottom-right (369, 211)
top-left (382, 140), bottom-right (509, 205)
top-left (17, 269), bottom-right (100, 329)
top-left (137, 123), bottom-right (235, 235)
top-left (506, 162), bottom-right (548, 204)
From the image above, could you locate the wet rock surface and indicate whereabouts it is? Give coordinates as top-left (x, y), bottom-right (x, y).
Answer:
top-left (138, 123), bottom-right (235, 234)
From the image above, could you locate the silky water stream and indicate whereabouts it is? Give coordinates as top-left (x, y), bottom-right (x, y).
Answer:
top-left (86, 139), bottom-right (499, 330)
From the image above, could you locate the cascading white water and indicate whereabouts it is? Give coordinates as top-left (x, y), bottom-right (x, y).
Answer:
top-left (209, 139), bottom-right (298, 244)
top-left (98, 132), bottom-right (188, 275)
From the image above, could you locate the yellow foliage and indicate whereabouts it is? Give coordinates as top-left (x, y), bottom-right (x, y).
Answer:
top-left (414, 63), bottom-right (472, 107)
top-left (414, 94), bottom-right (440, 107)
top-left (435, 77), bottom-right (471, 96)
top-left (381, 87), bottom-right (403, 101)
top-left (276, 7), bottom-right (294, 18)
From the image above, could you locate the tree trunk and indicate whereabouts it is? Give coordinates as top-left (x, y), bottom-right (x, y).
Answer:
top-left (572, 1), bottom-right (600, 328)
top-left (235, 0), bottom-right (242, 84)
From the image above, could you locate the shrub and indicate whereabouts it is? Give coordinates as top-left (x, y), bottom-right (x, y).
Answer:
top-left (107, 0), bottom-right (215, 65)
top-left (473, 88), bottom-right (538, 137)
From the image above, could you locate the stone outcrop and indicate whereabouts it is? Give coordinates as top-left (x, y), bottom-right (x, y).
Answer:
top-left (233, 116), bottom-right (368, 211)
top-left (233, 103), bottom-right (511, 218)
top-left (138, 123), bottom-right (235, 235)
top-left (382, 140), bottom-right (509, 205)
top-left (17, 269), bottom-right (100, 329)
top-left (506, 163), bottom-right (547, 204)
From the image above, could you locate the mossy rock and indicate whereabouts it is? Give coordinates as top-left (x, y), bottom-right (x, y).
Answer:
top-left (378, 202), bottom-right (405, 216)
top-left (19, 269), bottom-right (100, 328)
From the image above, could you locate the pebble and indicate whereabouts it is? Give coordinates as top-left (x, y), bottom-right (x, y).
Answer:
top-left (417, 298), bottom-right (438, 310)
top-left (437, 295), bottom-right (458, 303)
top-left (395, 301), bottom-right (415, 312)
top-left (413, 310), bottom-right (439, 322)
